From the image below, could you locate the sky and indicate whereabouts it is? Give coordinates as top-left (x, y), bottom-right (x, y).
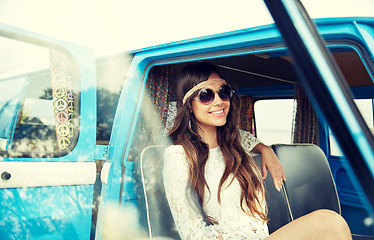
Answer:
top-left (0, 0), bottom-right (374, 56)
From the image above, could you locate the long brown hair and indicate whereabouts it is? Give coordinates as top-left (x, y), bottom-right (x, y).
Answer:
top-left (168, 62), bottom-right (267, 223)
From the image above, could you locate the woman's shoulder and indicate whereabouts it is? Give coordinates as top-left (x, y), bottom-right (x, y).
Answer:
top-left (164, 145), bottom-right (188, 169)
top-left (164, 145), bottom-right (187, 161)
top-left (239, 129), bottom-right (261, 152)
top-left (239, 129), bottom-right (253, 139)
top-left (165, 144), bottom-right (185, 154)
top-left (165, 144), bottom-right (184, 150)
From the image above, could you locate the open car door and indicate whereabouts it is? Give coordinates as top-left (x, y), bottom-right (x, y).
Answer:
top-left (264, 0), bottom-right (374, 218)
top-left (0, 23), bottom-right (97, 239)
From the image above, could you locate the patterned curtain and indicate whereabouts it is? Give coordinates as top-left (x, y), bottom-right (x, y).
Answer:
top-left (239, 95), bottom-right (255, 134)
top-left (123, 65), bottom-right (177, 207)
top-left (127, 65), bottom-right (177, 162)
top-left (146, 65), bottom-right (176, 126)
top-left (292, 83), bottom-right (318, 144)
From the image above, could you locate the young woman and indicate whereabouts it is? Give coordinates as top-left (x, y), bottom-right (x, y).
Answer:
top-left (163, 62), bottom-right (352, 240)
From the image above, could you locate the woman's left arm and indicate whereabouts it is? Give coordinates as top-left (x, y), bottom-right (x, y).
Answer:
top-left (251, 143), bottom-right (286, 191)
top-left (239, 129), bottom-right (285, 191)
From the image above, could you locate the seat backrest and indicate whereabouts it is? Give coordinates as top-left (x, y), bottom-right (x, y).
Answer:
top-left (271, 144), bottom-right (341, 220)
top-left (253, 154), bottom-right (292, 233)
top-left (138, 145), bottom-right (180, 240)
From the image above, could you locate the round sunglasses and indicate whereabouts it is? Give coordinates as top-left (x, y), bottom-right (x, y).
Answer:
top-left (193, 84), bottom-right (235, 105)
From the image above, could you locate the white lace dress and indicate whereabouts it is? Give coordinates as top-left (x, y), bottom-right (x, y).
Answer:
top-left (163, 131), bottom-right (269, 240)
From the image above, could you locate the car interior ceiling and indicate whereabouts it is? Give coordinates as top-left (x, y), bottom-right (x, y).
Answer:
top-left (199, 48), bottom-right (373, 90)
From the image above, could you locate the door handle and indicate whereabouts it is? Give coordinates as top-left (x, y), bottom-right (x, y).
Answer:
top-left (1, 171), bottom-right (11, 180)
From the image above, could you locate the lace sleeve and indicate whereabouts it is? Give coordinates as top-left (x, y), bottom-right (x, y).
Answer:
top-left (239, 130), bottom-right (261, 153)
top-left (163, 146), bottom-right (224, 240)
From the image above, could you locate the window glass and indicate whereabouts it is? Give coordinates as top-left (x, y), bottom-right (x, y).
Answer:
top-left (254, 99), bottom-right (294, 145)
top-left (0, 36), bottom-right (79, 157)
top-left (96, 54), bottom-right (132, 145)
top-left (117, 65), bottom-right (178, 239)
top-left (329, 99), bottom-right (374, 156)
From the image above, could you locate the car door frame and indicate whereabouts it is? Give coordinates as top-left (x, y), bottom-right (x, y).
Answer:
top-left (0, 23), bottom-right (98, 240)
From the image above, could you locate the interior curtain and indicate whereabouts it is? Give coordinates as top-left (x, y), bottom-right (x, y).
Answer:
top-left (292, 83), bottom-right (318, 144)
top-left (239, 95), bottom-right (255, 134)
top-left (146, 65), bottom-right (176, 127)
top-left (127, 65), bottom-right (177, 162)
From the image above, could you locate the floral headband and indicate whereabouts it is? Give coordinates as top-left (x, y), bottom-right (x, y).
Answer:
top-left (182, 78), bottom-right (227, 105)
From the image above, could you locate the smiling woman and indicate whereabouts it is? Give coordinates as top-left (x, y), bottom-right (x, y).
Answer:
top-left (159, 62), bottom-right (351, 240)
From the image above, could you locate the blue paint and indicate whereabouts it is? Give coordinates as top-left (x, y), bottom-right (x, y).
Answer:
top-left (0, 23), bottom-right (97, 239)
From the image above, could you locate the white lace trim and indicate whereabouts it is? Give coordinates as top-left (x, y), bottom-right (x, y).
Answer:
top-left (163, 136), bottom-right (268, 240)
top-left (239, 129), bottom-right (261, 153)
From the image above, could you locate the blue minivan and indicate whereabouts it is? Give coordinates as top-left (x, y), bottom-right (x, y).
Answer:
top-left (0, 1), bottom-right (373, 239)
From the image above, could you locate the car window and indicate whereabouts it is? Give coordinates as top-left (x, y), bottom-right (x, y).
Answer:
top-left (0, 36), bottom-right (80, 157)
top-left (330, 99), bottom-right (374, 156)
top-left (96, 54), bottom-right (132, 145)
top-left (254, 99), bottom-right (294, 145)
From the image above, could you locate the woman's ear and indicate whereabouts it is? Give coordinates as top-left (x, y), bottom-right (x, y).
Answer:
top-left (189, 106), bottom-right (193, 114)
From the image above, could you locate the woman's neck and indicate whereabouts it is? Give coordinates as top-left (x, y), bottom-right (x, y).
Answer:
top-left (198, 125), bottom-right (219, 149)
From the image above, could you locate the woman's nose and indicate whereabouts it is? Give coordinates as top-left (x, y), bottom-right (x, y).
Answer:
top-left (212, 92), bottom-right (224, 105)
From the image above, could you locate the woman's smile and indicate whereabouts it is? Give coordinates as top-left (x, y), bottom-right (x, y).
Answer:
top-left (209, 109), bottom-right (225, 117)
